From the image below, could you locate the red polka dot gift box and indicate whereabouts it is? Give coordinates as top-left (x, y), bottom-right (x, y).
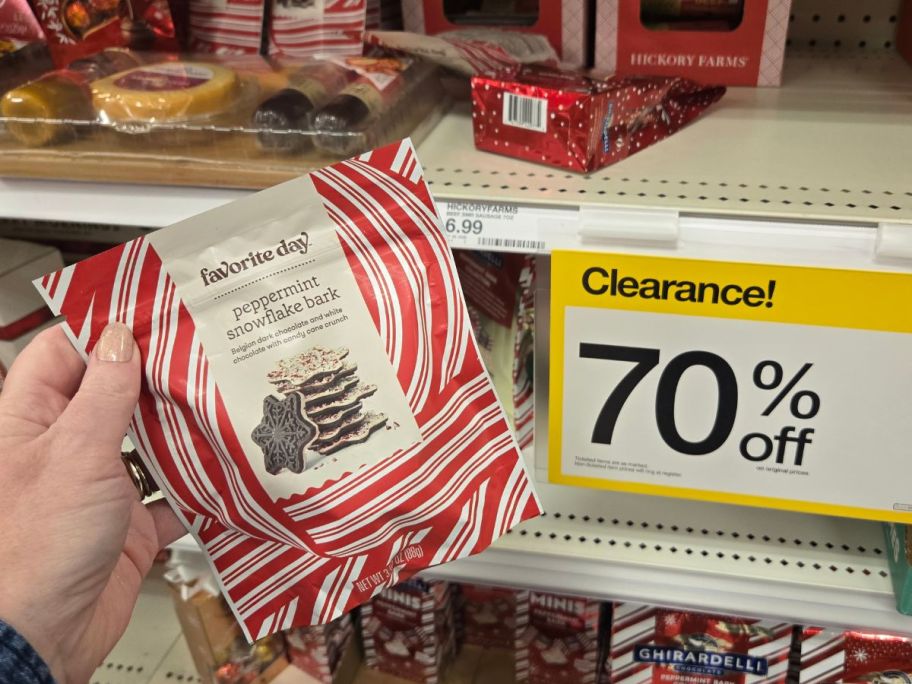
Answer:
top-left (471, 64), bottom-right (725, 173)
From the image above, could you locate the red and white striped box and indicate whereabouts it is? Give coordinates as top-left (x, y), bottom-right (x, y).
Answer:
top-left (361, 580), bottom-right (457, 683)
top-left (33, 139), bottom-right (541, 641)
top-left (401, 0), bottom-right (588, 68)
top-left (515, 591), bottom-right (608, 684)
top-left (797, 627), bottom-right (912, 683)
top-left (455, 251), bottom-right (535, 449)
top-left (0, 239), bottom-right (62, 376)
top-left (609, 603), bottom-right (794, 684)
top-left (594, 0), bottom-right (792, 86)
top-left (187, 0), bottom-right (267, 54)
top-left (459, 583), bottom-right (520, 650)
top-left (284, 613), bottom-right (354, 683)
top-left (267, 0), bottom-right (365, 58)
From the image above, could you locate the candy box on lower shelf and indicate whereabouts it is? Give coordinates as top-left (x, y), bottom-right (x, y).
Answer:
top-left (797, 627), bottom-right (912, 682)
top-left (515, 590), bottom-right (609, 684)
top-left (459, 583), bottom-right (522, 650)
top-left (609, 603), bottom-right (795, 684)
top-left (0, 238), bottom-right (62, 375)
top-left (361, 580), bottom-right (458, 683)
top-left (471, 64), bottom-right (724, 173)
top-left (284, 614), bottom-right (360, 684)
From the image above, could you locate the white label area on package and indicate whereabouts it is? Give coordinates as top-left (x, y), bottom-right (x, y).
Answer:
top-left (436, 199), bottom-right (573, 253)
top-left (548, 250), bottom-right (912, 523)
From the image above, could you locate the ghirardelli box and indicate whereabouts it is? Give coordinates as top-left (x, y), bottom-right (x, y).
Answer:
top-left (515, 591), bottom-right (608, 684)
top-left (362, 580), bottom-right (457, 683)
top-left (610, 603), bottom-right (794, 684)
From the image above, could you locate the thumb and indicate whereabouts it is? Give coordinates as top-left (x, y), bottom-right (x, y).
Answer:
top-left (56, 322), bottom-right (141, 456)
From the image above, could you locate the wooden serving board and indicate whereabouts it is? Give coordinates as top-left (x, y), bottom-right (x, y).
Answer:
top-left (0, 100), bottom-right (448, 191)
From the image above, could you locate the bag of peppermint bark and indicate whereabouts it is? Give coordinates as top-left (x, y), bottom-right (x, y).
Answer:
top-left (34, 139), bottom-right (542, 641)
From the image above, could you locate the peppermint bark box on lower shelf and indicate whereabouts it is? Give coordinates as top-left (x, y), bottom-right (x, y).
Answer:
top-left (33, 139), bottom-right (541, 641)
top-left (609, 603), bottom-right (794, 684)
top-left (515, 590), bottom-right (609, 684)
top-left (361, 579), bottom-right (458, 683)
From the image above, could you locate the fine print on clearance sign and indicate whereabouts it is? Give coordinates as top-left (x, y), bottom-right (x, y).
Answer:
top-left (581, 266), bottom-right (776, 309)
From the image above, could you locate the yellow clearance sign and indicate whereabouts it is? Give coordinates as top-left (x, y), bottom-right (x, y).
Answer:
top-left (549, 250), bottom-right (912, 522)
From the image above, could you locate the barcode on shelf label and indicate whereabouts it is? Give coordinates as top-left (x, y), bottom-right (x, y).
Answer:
top-left (503, 92), bottom-right (548, 133)
top-left (477, 237), bottom-right (547, 252)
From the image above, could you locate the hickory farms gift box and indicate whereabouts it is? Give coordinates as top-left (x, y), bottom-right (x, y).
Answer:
top-left (33, 139), bottom-right (541, 640)
top-left (361, 580), bottom-right (458, 683)
top-left (471, 64), bottom-right (725, 173)
top-left (609, 603), bottom-right (794, 684)
top-left (0, 238), bottom-right (62, 375)
top-left (595, 0), bottom-right (792, 86)
top-left (515, 590), bottom-right (608, 684)
top-left (400, 0), bottom-right (588, 68)
top-left (797, 627), bottom-right (912, 682)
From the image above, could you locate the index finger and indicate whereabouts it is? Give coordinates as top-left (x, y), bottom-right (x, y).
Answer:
top-left (0, 325), bottom-right (86, 436)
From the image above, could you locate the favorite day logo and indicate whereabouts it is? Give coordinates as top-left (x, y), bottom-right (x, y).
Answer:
top-left (200, 232), bottom-right (310, 286)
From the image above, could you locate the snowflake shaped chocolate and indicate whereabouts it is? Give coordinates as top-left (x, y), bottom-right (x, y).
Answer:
top-left (251, 393), bottom-right (318, 475)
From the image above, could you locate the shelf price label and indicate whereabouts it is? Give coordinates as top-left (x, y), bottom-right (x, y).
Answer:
top-left (436, 200), bottom-right (566, 253)
top-left (549, 251), bottom-right (912, 522)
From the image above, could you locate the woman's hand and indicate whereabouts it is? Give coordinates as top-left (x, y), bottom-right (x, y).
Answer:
top-left (0, 323), bottom-right (185, 684)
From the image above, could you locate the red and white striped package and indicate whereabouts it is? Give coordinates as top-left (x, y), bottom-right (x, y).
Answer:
top-left (609, 603), bottom-right (794, 684)
top-left (188, 0), bottom-right (266, 54)
top-left (797, 627), bottom-right (912, 683)
top-left (267, 0), bottom-right (365, 58)
top-left (33, 139), bottom-right (541, 641)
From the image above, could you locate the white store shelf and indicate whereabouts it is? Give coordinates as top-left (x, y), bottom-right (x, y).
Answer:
top-left (170, 474), bottom-right (911, 637)
top-left (2, 51), bottom-right (911, 236)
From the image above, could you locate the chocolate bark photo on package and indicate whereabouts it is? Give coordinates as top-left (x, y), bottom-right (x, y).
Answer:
top-left (33, 138), bottom-right (541, 642)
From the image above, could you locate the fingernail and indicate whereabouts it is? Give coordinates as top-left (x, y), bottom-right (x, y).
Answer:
top-left (96, 322), bottom-right (133, 363)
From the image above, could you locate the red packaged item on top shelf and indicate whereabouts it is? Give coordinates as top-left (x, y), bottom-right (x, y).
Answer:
top-left (361, 580), bottom-right (458, 683)
top-left (401, 0), bottom-right (588, 67)
top-left (471, 64), bottom-right (724, 173)
top-left (515, 591), bottom-right (608, 684)
top-left (595, 0), bottom-right (792, 87)
top-left (609, 603), bottom-right (794, 684)
top-left (798, 627), bottom-right (912, 683)
top-left (30, 0), bottom-right (177, 66)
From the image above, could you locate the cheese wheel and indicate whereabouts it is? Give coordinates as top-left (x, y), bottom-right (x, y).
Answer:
top-left (91, 61), bottom-right (239, 123)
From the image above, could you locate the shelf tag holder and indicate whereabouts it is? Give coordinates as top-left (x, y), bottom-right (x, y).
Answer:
top-left (876, 222), bottom-right (912, 261)
top-left (578, 205), bottom-right (680, 247)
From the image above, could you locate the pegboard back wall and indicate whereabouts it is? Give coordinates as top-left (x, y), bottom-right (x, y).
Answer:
top-left (788, 0), bottom-right (903, 49)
